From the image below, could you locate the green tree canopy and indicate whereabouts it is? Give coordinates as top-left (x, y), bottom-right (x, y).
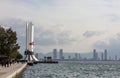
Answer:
top-left (0, 26), bottom-right (22, 59)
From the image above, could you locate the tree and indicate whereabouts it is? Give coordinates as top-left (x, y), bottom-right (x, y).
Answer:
top-left (0, 26), bottom-right (21, 59)
top-left (16, 53), bottom-right (23, 59)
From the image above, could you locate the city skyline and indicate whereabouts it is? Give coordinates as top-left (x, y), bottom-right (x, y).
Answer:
top-left (36, 48), bottom-right (120, 61)
top-left (0, 0), bottom-right (120, 53)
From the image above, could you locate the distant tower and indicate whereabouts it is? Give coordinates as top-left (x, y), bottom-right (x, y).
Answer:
top-left (75, 53), bottom-right (78, 60)
top-left (68, 55), bottom-right (71, 60)
top-left (101, 52), bottom-right (104, 61)
top-left (96, 52), bottom-right (98, 60)
top-left (59, 49), bottom-right (64, 60)
top-left (79, 53), bottom-right (81, 60)
top-left (104, 49), bottom-right (107, 61)
top-left (24, 22), bottom-right (38, 62)
top-left (115, 55), bottom-right (117, 61)
top-left (93, 49), bottom-right (97, 60)
top-left (53, 49), bottom-right (57, 59)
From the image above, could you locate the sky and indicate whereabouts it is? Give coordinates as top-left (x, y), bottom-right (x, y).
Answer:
top-left (0, 0), bottom-right (120, 53)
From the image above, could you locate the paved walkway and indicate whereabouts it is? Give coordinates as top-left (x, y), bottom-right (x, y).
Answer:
top-left (0, 63), bottom-right (27, 78)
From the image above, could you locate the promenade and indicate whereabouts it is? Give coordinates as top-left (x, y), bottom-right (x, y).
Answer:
top-left (0, 63), bottom-right (27, 78)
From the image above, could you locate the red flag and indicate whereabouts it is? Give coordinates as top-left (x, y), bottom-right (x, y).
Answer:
top-left (29, 42), bottom-right (34, 45)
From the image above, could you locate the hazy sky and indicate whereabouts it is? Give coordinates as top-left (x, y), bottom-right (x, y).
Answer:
top-left (0, 0), bottom-right (120, 53)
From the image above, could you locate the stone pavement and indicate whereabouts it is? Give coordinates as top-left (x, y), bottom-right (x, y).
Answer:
top-left (0, 63), bottom-right (27, 78)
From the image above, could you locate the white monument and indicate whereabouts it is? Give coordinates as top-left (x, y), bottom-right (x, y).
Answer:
top-left (24, 22), bottom-right (38, 62)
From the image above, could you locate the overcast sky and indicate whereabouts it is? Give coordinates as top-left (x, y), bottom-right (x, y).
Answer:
top-left (0, 0), bottom-right (120, 53)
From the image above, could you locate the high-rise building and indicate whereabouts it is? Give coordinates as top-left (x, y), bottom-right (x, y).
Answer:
top-left (79, 53), bottom-right (81, 60)
top-left (93, 49), bottom-right (98, 60)
top-left (59, 49), bottom-right (64, 59)
top-left (75, 53), bottom-right (78, 60)
top-left (104, 49), bottom-right (107, 61)
top-left (101, 52), bottom-right (104, 61)
top-left (68, 55), bottom-right (71, 60)
top-left (53, 49), bottom-right (57, 59)
top-left (115, 55), bottom-right (117, 61)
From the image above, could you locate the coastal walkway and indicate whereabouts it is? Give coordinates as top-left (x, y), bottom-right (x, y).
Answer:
top-left (0, 63), bottom-right (27, 78)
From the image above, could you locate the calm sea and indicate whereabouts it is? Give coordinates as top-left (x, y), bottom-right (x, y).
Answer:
top-left (20, 61), bottom-right (120, 78)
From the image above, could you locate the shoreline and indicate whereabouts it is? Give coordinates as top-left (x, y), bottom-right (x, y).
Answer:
top-left (0, 63), bottom-right (27, 78)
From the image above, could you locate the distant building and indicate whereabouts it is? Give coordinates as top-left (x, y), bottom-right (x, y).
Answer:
top-left (101, 52), bottom-right (104, 61)
top-left (93, 49), bottom-right (98, 60)
top-left (96, 52), bottom-right (98, 60)
top-left (104, 49), bottom-right (107, 61)
top-left (59, 49), bottom-right (64, 59)
top-left (68, 55), bottom-right (71, 60)
top-left (79, 53), bottom-right (81, 60)
top-left (115, 55), bottom-right (117, 61)
top-left (75, 53), bottom-right (78, 60)
top-left (53, 49), bottom-right (57, 59)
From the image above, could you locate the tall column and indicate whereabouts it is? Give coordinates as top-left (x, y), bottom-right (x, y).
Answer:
top-left (104, 49), bottom-right (107, 61)
top-left (26, 22), bottom-right (28, 51)
top-left (25, 22), bottom-right (38, 61)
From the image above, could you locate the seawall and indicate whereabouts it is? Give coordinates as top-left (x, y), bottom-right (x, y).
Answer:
top-left (0, 63), bottom-right (27, 78)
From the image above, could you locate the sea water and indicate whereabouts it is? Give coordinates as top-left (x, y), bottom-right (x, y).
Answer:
top-left (20, 61), bottom-right (120, 78)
